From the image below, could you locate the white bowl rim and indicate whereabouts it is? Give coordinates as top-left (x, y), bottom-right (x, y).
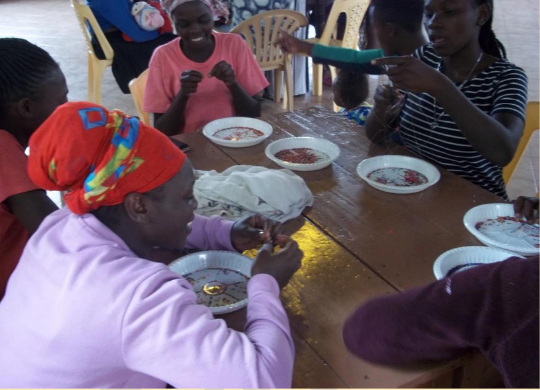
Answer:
top-left (357, 155), bottom-right (441, 191)
top-left (265, 136), bottom-right (340, 168)
top-left (433, 245), bottom-right (524, 280)
top-left (463, 203), bottom-right (539, 254)
top-left (168, 250), bottom-right (252, 314)
top-left (202, 117), bottom-right (273, 146)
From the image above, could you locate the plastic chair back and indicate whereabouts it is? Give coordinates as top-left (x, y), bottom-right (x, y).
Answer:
top-left (231, 10), bottom-right (308, 72)
top-left (71, 0), bottom-right (113, 61)
top-left (503, 101), bottom-right (539, 184)
top-left (128, 69), bottom-right (150, 125)
top-left (319, 0), bottom-right (370, 50)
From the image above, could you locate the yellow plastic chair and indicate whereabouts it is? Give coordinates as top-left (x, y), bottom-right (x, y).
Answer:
top-left (71, 0), bottom-right (114, 104)
top-left (231, 10), bottom-right (308, 112)
top-left (503, 101), bottom-right (539, 184)
top-left (308, 0), bottom-right (370, 98)
top-left (128, 69), bottom-right (150, 125)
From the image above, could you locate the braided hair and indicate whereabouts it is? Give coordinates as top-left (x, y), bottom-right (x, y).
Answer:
top-left (472, 0), bottom-right (507, 59)
top-left (0, 38), bottom-right (60, 117)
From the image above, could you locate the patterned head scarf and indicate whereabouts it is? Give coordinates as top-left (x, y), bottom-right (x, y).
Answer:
top-left (162, 0), bottom-right (229, 23)
top-left (28, 102), bottom-right (186, 215)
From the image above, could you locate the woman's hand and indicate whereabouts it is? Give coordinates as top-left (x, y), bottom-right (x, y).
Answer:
top-left (275, 29), bottom-right (313, 56)
top-left (252, 235), bottom-right (303, 289)
top-left (209, 60), bottom-right (236, 86)
top-left (179, 70), bottom-right (204, 99)
top-left (371, 56), bottom-right (447, 96)
top-left (514, 196), bottom-right (539, 223)
top-left (373, 84), bottom-right (404, 113)
top-left (231, 214), bottom-right (283, 252)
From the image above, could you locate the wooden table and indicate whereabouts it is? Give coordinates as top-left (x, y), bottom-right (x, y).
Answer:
top-left (174, 106), bottom-right (503, 388)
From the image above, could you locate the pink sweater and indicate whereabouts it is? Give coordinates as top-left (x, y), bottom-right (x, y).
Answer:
top-left (0, 208), bottom-right (294, 387)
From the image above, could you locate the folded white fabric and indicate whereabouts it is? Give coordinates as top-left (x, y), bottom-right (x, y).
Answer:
top-left (194, 165), bottom-right (314, 222)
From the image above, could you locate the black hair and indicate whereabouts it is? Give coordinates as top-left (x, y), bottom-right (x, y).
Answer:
top-left (335, 70), bottom-right (370, 108)
top-left (0, 38), bottom-right (60, 116)
top-left (370, 0), bottom-right (425, 33)
top-left (472, 0), bottom-right (507, 59)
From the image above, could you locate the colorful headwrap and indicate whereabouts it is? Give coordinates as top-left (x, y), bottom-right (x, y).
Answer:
top-left (28, 102), bottom-right (186, 215)
top-left (162, 0), bottom-right (229, 23)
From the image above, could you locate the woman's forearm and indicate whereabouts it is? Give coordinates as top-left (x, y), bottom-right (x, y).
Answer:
top-left (432, 78), bottom-right (521, 166)
top-left (228, 81), bottom-right (261, 118)
top-left (311, 44), bottom-right (385, 74)
top-left (154, 95), bottom-right (189, 136)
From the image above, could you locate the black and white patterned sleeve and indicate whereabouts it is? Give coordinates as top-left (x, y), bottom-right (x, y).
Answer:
top-left (491, 65), bottom-right (529, 122)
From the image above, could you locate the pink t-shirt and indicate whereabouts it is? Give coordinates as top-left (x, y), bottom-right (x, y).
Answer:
top-left (143, 32), bottom-right (269, 133)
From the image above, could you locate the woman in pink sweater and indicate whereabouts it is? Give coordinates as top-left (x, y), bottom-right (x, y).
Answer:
top-left (0, 102), bottom-right (302, 388)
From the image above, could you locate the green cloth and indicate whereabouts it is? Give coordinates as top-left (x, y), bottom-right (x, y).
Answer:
top-left (312, 45), bottom-right (385, 64)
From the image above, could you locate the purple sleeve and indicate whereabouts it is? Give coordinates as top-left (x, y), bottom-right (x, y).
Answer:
top-left (185, 214), bottom-right (236, 252)
top-left (121, 271), bottom-right (294, 387)
top-left (343, 257), bottom-right (539, 369)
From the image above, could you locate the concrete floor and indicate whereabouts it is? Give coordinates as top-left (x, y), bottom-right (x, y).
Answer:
top-left (0, 0), bottom-right (538, 199)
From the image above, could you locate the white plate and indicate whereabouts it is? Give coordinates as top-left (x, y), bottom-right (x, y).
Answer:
top-left (265, 137), bottom-right (340, 171)
top-left (202, 117), bottom-right (273, 148)
top-left (169, 251), bottom-right (252, 314)
top-left (433, 246), bottom-right (524, 280)
top-left (463, 203), bottom-right (540, 256)
top-left (357, 155), bottom-right (441, 194)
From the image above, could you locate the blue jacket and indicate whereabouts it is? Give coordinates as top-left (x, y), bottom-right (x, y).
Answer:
top-left (87, 0), bottom-right (160, 42)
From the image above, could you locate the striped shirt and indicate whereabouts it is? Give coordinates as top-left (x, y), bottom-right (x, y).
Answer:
top-left (399, 45), bottom-right (528, 199)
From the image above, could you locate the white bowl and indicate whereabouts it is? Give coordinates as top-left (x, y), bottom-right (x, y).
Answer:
top-left (433, 246), bottom-right (524, 280)
top-left (265, 137), bottom-right (340, 171)
top-left (463, 203), bottom-right (540, 256)
top-left (169, 251), bottom-right (253, 314)
top-left (356, 155), bottom-right (441, 194)
top-left (202, 117), bottom-right (273, 148)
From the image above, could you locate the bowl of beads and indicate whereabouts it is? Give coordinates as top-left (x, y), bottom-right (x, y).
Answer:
top-left (433, 246), bottom-right (523, 280)
top-left (357, 155), bottom-right (441, 194)
top-left (265, 137), bottom-right (340, 171)
top-left (203, 117), bottom-right (273, 148)
top-left (463, 203), bottom-right (540, 256)
top-left (169, 251), bottom-right (252, 314)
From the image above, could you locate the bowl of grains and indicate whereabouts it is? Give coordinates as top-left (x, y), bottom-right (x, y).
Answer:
top-left (357, 155), bottom-right (441, 194)
top-left (265, 137), bottom-right (340, 171)
top-left (169, 251), bottom-right (253, 315)
top-left (463, 203), bottom-right (539, 256)
top-left (202, 117), bottom-right (273, 148)
top-left (432, 246), bottom-right (523, 280)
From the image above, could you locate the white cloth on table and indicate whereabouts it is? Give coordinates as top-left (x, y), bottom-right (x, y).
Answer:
top-left (194, 165), bottom-right (314, 222)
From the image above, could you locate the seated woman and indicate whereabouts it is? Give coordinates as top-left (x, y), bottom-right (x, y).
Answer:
top-left (87, 0), bottom-right (178, 93)
top-left (0, 38), bottom-right (67, 300)
top-left (343, 197), bottom-right (539, 388)
top-left (365, 0), bottom-right (527, 199)
top-left (0, 102), bottom-right (302, 387)
top-left (143, 0), bottom-right (269, 135)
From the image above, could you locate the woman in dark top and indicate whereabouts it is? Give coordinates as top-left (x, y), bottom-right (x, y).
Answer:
top-left (366, 0), bottom-right (528, 199)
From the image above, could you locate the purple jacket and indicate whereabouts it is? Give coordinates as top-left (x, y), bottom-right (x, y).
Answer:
top-left (343, 256), bottom-right (539, 388)
top-left (0, 208), bottom-right (294, 387)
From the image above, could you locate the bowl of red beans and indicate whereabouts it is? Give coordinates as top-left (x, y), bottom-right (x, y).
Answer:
top-left (357, 155), bottom-right (441, 194)
top-left (203, 117), bottom-right (273, 148)
top-left (265, 137), bottom-right (340, 171)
